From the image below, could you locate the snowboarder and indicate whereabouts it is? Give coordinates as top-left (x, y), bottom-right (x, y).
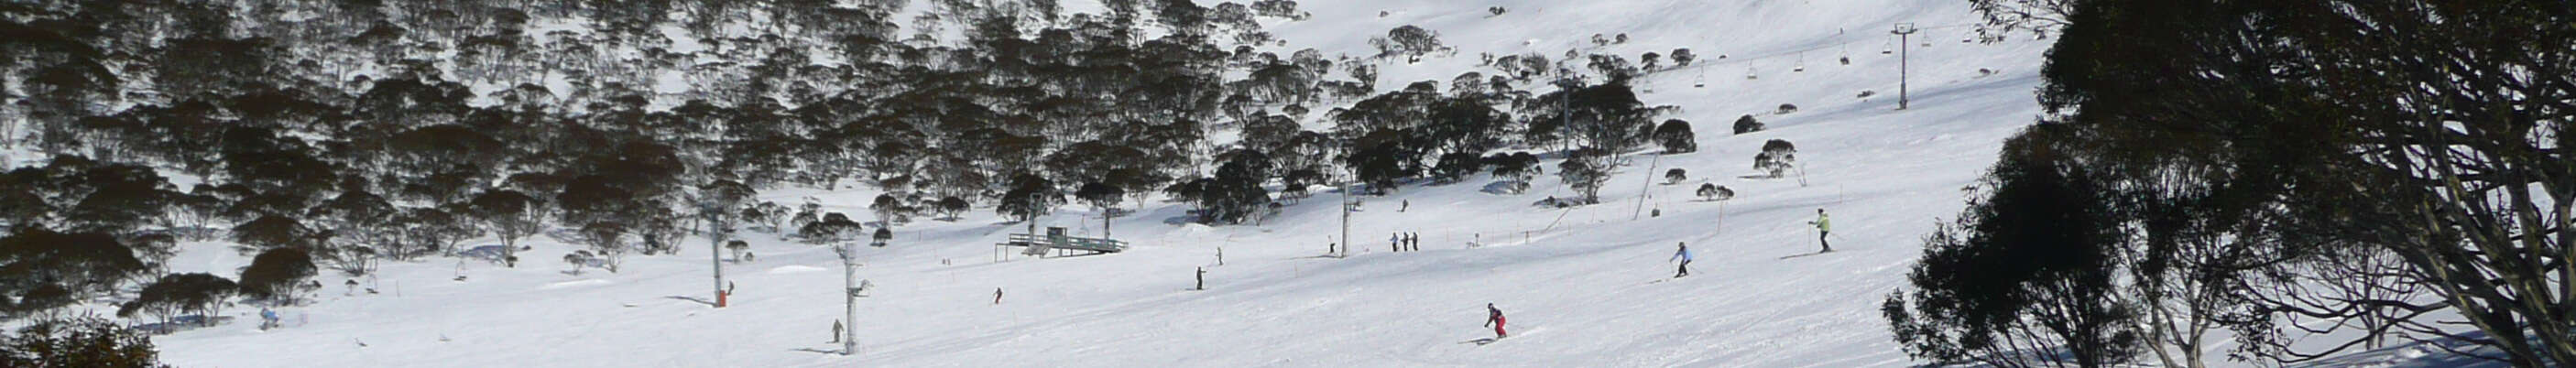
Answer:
top-left (1484, 303), bottom-right (1508, 338)
top-left (1401, 200), bottom-right (1409, 212)
top-left (1669, 242), bottom-right (1693, 277)
top-left (1809, 209), bottom-right (1833, 253)
top-left (1195, 267), bottom-right (1206, 290)
top-left (831, 320), bottom-right (844, 343)
top-left (994, 287), bottom-right (1003, 305)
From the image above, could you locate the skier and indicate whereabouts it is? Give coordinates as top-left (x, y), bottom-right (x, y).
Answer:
top-left (259, 308), bottom-right (280, 330)
top-left (1402, 200), bottom-right (1410, 212)
top-left (1669, 242), bottom-right (1693, 277)
top-left (993, 287), bottom-right (1003, 305)
top-left (1484, 303), bottom-right (1508, 338)
top-left (1195, 267), bottom-right (1207, 290)
top-left (1392, 233), bottom-right (1403, 252)
top-left (1405, 233), bottom-right (1418, 251)
top-left (1808, 209), bottom-right (1833, 253)
top-left (831, 320), bottom-right (844, 343)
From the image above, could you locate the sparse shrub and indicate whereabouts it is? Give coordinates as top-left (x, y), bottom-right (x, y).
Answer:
top-left (1732, 114), bottom-right (1765, 135)
top-left (1754, 139), bottom-right (1798, 178)
top-left (1696, 183), bottom-right (1735, 200)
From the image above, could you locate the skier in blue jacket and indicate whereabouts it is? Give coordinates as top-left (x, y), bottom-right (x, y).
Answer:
top-left (1669, 242), bottom-right (1693, 277)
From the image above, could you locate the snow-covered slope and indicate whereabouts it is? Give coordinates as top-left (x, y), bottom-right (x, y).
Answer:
top-left (147, 1), bottom-right (2062, 366)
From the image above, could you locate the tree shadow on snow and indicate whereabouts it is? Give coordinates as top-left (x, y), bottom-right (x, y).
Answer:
top-left (136, 315), bottom-right (235, 334)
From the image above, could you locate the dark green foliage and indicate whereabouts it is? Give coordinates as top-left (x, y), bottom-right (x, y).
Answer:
top-left (237, 248), bottom-right (316, 305)
top-left (1192, 150), bottom-right (1274, 224)
top-left (1077, 181), bottom-right (1125, 235)
top-left (1982, 1), bottom-right (2576, 365)
top-left (1653, 119), bottom-right (1695, 154)
top-left (1279, 168), bottom-right (1326, 200)
top-left (1431, 152), bottom-right (1486, 183)
top-left (1883, 145), bottom-right (2136, 367)
top-left (228, 215), bottom-right (310, 254)
top-left (997, 174), bottom-right (1064, 227)
top-left (0, 316), bottom-right (170, 368)
top-left (1695, 183), bottom-right (1731, 201)
top-left (0, 229), bottom-right (147, 297)
top-left (1076, 182), bottom-right (1125, 212)
top-left (1521, 81), bottom-right (1675, 155)
top-left (118, 273), bottom-right (238, 328)
top-left (1555, 148), bottom-right (1613, 204)
top-left (1485, 152), bottom-right (1543, 182)
top-left (933, 197), bottom-right (970, 221)
top-left (1730, 114), bottom-right (1763, 135)
top-left (1753, 139), bottom-right (1796, 178)
top-left (799, 212), bottom-right (865, 244)
top-left (0, 157), bottom-right (178, 233)
top-left (10, 284), bottom-right (77, 319)
top-left (1347, 132), bottom-right (1424, 195)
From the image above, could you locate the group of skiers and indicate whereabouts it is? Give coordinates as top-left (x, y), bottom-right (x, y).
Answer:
top-left (823, 209), bottom-right (1838, 343)
top-left (1667, 208), bottom-right (1833, 278)
top-left (1390, 233), bottom-right (1424, 252)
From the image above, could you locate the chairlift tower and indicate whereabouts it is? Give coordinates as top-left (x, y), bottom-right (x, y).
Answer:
top-left (1892, 23), bottom-right (1920, 110)
top-left (839, 231), bottom-right (885, 356)
top-left (1338, 185), bottom-right (1351, 258)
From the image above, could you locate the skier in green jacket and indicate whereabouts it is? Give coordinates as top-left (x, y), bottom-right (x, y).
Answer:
top-left (1809, 209), bottom-right (1832, 253)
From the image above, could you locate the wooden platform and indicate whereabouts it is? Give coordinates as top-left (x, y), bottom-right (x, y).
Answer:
top-left (997, 227), bottom-right (1129, 257)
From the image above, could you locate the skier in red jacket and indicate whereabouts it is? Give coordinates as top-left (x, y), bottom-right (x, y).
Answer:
top-left (1484, 303), bottom-right (1508, 338)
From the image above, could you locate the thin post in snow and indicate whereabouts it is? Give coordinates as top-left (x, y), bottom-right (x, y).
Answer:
top-left (1632, 154), bottom-right (1662, 221)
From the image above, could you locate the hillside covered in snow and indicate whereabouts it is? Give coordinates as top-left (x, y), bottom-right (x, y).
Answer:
top-left (5, 0), bottom-right (2559, 367)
